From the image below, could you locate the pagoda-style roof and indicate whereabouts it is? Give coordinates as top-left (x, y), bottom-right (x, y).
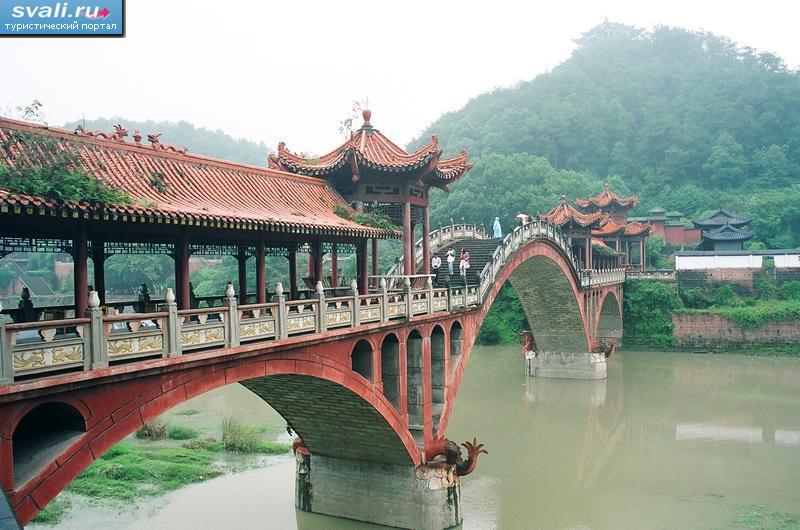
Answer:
top-left (575, 184), bottom-right (639, 210)
top-left (693, 209), bottom-right (752, 230)
top-left (0, 117), bottom-right (395, 239)
top-left (542, 196), bottom-right (605, 228)
top-left (592, 218), bottom-right (651, 237)
top-left (268, 109), bottom-right (472, 190)
top-left (592, 218), bottom-right (626, 236)
top-left (702, 223), bottom-right (754, 242)
top-left (623, 220), bottom-right (652, 237)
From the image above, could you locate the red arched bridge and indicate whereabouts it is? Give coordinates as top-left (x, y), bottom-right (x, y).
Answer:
top-left (0, 221), bottom-right (624, 528)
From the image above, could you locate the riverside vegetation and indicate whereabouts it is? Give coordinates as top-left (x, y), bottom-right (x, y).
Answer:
top-left (31, 416), bottom-right (290, 525)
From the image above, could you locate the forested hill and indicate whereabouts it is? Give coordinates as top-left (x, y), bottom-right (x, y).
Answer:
top-left (63, 117), bottom-right (270, 166)
top-left (412, 26), bottom-right (800, 248)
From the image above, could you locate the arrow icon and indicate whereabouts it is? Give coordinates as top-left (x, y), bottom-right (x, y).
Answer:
top-left (86, 7), bottom-right (110, 19)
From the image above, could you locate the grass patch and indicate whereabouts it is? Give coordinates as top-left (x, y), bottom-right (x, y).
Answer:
top-left (181, 437), bottom-right (222, 451)
top-left (135, 421), bottom-right (167, 440)
top-left (167, 424), bottom-right (198, 440)
top-left (68, 444), bottom-right (221, 501)
top-left (175, 409), bottom-right (200, 416)
top-left (220, 417), bottom-right (290, 454)
top-left (677, 299), bottom-right (800, 330)
top-left (30, 497), bottom-right (71, 525)
top-left (733, 504), bottom-right (800, 529)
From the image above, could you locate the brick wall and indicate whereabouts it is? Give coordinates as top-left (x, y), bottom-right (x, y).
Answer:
top-left (678, 267), bottom-right (800, 295)
top-left (672, 313), bottom-right (800, 347)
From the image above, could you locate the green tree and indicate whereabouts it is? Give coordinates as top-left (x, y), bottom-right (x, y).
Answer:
top-left (703, 132), bottom-right (748, 187)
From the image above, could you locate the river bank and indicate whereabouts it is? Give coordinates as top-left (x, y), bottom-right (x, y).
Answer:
top-left (29, 384), bottom-right (293, 527)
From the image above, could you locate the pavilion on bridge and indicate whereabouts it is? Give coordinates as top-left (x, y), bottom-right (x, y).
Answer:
top-left (268, 109), bottom-right (473, 280)
top-left (576, 184), bottom-right (652, 272)
top-left (0, 111), bottom-right (473, 323)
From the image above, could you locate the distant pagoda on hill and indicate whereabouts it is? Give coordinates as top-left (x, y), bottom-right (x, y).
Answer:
top-left (574, 18), bottom-right (641, 47)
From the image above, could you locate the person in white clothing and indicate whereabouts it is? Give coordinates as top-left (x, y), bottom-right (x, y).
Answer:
top-left (446, 249), bottom-right (456, 275)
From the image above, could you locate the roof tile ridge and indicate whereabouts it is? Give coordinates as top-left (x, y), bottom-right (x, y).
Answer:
top-left (0, 117), bottom-right (337, 188)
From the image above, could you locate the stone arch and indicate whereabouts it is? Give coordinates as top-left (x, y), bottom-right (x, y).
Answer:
top-left (351, 339), bottom-right (374, 382)
top-left (596, 290), bottom-right (623, 343)
top-left (406, 329), bottom-right (424, 432)
top-left (380, 333), bottom-right (400, 410)
top-left (430, 325), bottom-right (446, 433)
top-left (12, 401), bottom-right (86, 487)
top-left (506, 253), bottom-right (589, 353)
top-left (449, 320), bottom-right (463, 382)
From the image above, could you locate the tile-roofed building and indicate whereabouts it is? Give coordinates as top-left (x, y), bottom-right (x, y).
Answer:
top-left (692, 209), bottom-right (752, 230)
top-left (0, 117), bottom-right (391, 239)
top-left (571, 185), bottom-right (651, 272)
top-left (0, 116), bottom-right (401, 314)
top-left (540, 196), bottom-right (605, 270)
top-left (697, 224), bottom-right (754, 251)
top-left (692, 209), bottom-right (754, 251)
top-left (269, 109), bottom-right (474, 276)
top-left (575, 183), bottom-right (639, 224)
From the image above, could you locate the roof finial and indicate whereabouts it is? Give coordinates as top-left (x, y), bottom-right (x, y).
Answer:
top-left (560, 194), bottom-right (567, 204)
top-left (604, 182), bottom-right (609, 189)
top-left (362, 108), bottom-right (372, 126)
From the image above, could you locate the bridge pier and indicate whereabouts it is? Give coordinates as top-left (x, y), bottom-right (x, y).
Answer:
top-left (296, 453), bottom-right (461, 529)
top-left (526, 352), bottom-right (607, 380)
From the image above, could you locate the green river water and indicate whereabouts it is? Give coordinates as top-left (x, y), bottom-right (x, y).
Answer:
top-left (36, 347), bottom-right (800, 529)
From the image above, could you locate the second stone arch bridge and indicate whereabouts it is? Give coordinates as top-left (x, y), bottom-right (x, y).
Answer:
top-left (0, 220), bottom-right (624, 529)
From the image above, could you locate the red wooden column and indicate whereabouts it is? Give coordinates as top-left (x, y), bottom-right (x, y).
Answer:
top-left (288, 249), bottom-right (298, 300)
top-left (421, 206), bottom-right (431, 275)
top-left (330, 243), bottom-right (338, 288)
top-left (73, 226), bottom-right (88, 316)
top-left (371, 238), bottom-right (378, 288)
top-left (421, 334), bottom-right (433, 444)
top-left (256, 235), bottom-right (266, 304)
top-left (175, 234), bottom-right (190, 310)
top-left (237, 247), bottom-right (248, 303)
top-left (357, 241), bottom-right (368, 294)
top-left (90, 240), bottom-right (106, 306)
top-left (403, 201), bottom-right (413, 275)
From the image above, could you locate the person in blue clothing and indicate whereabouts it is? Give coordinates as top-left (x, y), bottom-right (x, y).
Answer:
top-left (492, 216), bottom-right (502, 238)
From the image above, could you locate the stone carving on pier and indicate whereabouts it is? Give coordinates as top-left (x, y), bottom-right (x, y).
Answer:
top-left (425, 436), bottom-right (488, 477)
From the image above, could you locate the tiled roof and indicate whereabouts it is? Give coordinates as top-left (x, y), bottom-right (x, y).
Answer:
top-left (591, 238), bottom-right (614, 250)
top-left (541, 196), bottom-right (605, 227)
top-left (0, 117), bottom-right (396, 238)
top-left (575, 183), bottom-right (639, 210)
top-left (592, 218), bottom-right (626, 236)
top-left (593, 218), bottom-right (652, 237)
top-left (693, 209), bottom-right (751, 229)
top-left (623, 220), bottom-right (652, 236)
top-left (702, 223), bottom-right (754, 241)
top-left (268, 110), bottom-right (473, 189)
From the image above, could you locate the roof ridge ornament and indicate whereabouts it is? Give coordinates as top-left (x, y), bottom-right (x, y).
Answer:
top-left (362, 108), bottom-right (372, 127)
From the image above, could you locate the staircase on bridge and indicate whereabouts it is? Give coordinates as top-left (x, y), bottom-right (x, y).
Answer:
top-left (428, 239), bottom-right (501, 287)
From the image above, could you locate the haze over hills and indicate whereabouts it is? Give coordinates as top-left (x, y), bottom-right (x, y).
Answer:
top-left (57, 24), bottom-right (800, 248)
top-left (62, 117), bottom-right (271, 167)
top-left (411, 25), bottom-right (800, 248)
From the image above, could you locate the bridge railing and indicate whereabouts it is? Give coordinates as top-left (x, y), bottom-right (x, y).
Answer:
top-left (477, 220), bottom-right (626, 302)
top-left (0, 278), bottom-right (457, 383)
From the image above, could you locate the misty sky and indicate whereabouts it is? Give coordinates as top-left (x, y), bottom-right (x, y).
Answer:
top-left (2, 0), bottom-right (798, 156)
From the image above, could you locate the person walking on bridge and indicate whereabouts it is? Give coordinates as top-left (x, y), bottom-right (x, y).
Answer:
top-left (459, 248), bottom-right (470, 277)
top-left (493, 216), bottom-right (502, 238)
top-left (447, 249), bottom-right (456, 276)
